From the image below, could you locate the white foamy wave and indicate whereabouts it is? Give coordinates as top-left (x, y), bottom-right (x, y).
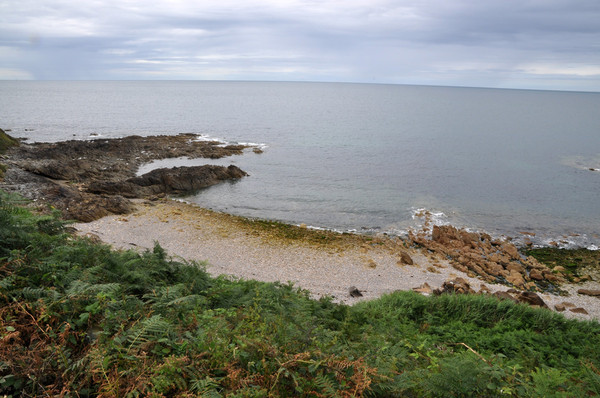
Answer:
top-left (192, 133), bottom-right (267, 151)
top-left (411, 208), bottom-right (449, 227)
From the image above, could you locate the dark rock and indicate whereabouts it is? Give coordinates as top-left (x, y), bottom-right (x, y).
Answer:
top-left (570, 307), bottom-right (589, 315)
top-left (434, 277), bottom-right (474, 295)
top-left (43, 184), bottom-right (132, 222)
top-left (399, 251), bottom-right (414, 265)
top-left (517, 291), bottom-right (549, 309)
top-left (1, 134), bottom-right (250, 222)
top-left (493, 291), bottom-right (519, 304)
top-left (89, 165), bottom-right (246, 198)
top-left (348, 286), bottom-right (363, 298)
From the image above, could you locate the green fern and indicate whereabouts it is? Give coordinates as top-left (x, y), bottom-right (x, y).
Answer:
top-left (125, 315), bottom-right (173, 354)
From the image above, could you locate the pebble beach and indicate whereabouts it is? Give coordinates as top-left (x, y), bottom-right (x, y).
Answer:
top-left (74, 199), bottom-right (600, 321)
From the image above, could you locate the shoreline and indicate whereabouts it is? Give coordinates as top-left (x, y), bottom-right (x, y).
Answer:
top-left (2, 129), bottom-right (599, 320)
top-left (74, 198), bottom-right (600, 321)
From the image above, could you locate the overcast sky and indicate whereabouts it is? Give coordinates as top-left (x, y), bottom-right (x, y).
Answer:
top-left (1, 0), bottom-right (599, 91)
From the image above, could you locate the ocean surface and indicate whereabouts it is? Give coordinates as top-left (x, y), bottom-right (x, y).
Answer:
top-left (1, 80), bottom-right (599, 249)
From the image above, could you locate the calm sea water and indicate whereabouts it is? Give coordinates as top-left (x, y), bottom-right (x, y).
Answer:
top-left (1, 81), bottom-right (599, 248)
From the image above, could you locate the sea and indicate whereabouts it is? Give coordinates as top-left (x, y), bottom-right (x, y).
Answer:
top-left (1, 80), bottom-right (599, 249)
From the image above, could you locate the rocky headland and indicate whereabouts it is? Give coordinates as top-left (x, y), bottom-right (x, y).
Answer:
top-left (0, 129), bottom-right (248, 221)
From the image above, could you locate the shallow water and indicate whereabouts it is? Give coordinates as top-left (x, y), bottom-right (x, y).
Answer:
top-left (1, 81), bottom-right (599, 248)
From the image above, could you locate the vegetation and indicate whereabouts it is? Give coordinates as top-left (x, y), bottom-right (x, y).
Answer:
top-left (1, 190), bottom-right (600, 397)
top-left (527, 247), bottom-right (600, 281)
top-left (0, 128), bottom-right (19, 154)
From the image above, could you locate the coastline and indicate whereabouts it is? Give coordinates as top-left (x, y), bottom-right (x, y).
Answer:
top-left (2, 129), bottom-right (599, 321)
top-left (74, 198), bottom-right (600, 320)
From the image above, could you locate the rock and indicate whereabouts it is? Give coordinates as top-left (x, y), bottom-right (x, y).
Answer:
top-left (434, 278), bottom-right (474, 295)
top-left (577, 289), bottom-right (600, 297)
top-left (529, 269), bottom-right (544, 281)
top-left (570, 307), bottom-right (589, 315)
top-left (1, 134), bottom-right (249, 221)
top-left (500, 243), bottom-right (520, 260)
top-left (553, 266), bottom-right (566, 273)
top-left (399, 251), bottom-right (414, 265)
top-left (484, 262), bottom-right (504, 276)
top-left (554, 304), bottom-right (566, 312)
top-left (412, 283), bottom-right (432, 295)
top-left (493, 291), bottom-right (519, 304)
top-left (505, 262), bottom-right (525, 274)
top-left (517, 291), bottom-right (549, 309)
top-left (561, 301), bottom-right (576, 308)
top-left (506, 271), bottom-right (526, 289)
top-left (90, 165), bottom-right (247, 198)
top-left (348, 286), bottom-right (363, 298)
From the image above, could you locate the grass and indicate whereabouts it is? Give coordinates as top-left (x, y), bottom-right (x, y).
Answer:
top-left (0, 129), bottom-right (19, 154)
top-left (1, 189), bottom-right (600, 397)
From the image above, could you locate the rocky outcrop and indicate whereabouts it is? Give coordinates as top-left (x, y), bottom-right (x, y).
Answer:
top-left (89, 165), bottom-right (247, 198)
top-left (409, 224), bottom-right (564, 291)
top-left (0, 133), bottom-right (250, 221)
top-left (430, 278), bottom-right (552, 310)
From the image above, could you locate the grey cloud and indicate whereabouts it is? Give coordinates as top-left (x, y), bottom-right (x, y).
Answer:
top-left (0, 0), bottom-right (599, 90)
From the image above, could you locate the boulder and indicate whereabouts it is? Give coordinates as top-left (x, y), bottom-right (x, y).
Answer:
top-left (348, 286), bottom-right (363, 298)
top-left (517, 291), bottom-right (549, 309)
top-left (493, 291), bottom-right (519, 304)
top-left (399, 251), bottom-right (414, 265)
top-left (506, 271), bottom-right (526, 289)
top-left (434, 278), bottom-right (475, 295)
top-left (570, 307), bottom-right (589, 315)
top-left (577, 289), bottom-right (600, 297)
top-left (529, 269), bottom-right (544, 281)
top-left (554, 303), bottom-right (566, 312)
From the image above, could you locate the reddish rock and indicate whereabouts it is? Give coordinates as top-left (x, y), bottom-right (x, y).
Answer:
top-left (501, 243), bottom-right (520, 260)
top-left (554, 304), bottom-right (566, 312)
top-left (529, 269), bottom-right (544, 281)
top-left (506, 271), bottom-right (526, 289)
top-left (506, 262), bottom-right (525, 274)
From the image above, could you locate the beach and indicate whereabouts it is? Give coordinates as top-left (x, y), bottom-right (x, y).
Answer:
top-left (74, 198), bottom-right (600, 320)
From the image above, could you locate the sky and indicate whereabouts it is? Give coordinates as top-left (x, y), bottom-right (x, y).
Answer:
top-left (1, 0), bottom-right (600, 91)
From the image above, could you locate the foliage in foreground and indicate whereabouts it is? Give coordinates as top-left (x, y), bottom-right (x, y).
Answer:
top-left (1, 190), bottom-right (600, 397)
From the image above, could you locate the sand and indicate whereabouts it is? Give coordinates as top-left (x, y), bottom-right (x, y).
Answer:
top-left (74, 199), bottom-right (600, 321)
